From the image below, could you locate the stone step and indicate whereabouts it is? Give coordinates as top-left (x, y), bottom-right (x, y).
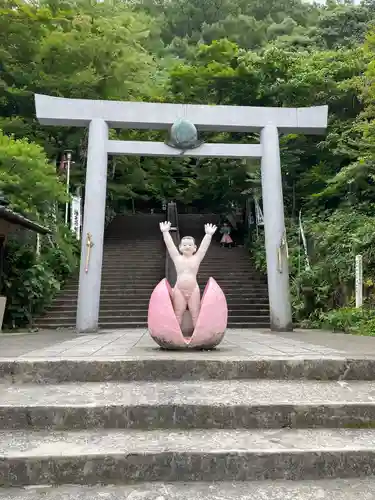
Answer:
top-left (228, 321), bottom-right (270, 328)
top-left (65, 283), bottom-right (161, 288)
top-left (50, 304), bottom-right (148, 312)
top-left (99, 269), bottom-right (164, 273)
top-left (41, 311), bottom-right (149, 319)
top-left (52, 296), bottom-right (270, 305)
top-left (56, 292), bottom-right (153, 299)
top-left (1, 357), bottom-right (374, 384)
top-left (48, 304), bottom-right (270, 313)
top-left (72, 281), bottom-right (164, 287)
top-left (56, 296), bottom-right (269, 304)
top-left (54, 296), bottom-right (150, 308)
top-left (62, 285), bottom-right (269, 293)
top-left (46, 308), bottom-right (269, 317)
top-left (56, 292), bottom-right (268, 298)
top-left (35, 318), bottom-right (148, 328)
top-left (96, 270), bottom-right (263, 276)
top-left (35, 321), bottom-right (148, 329)
top-left (63, 287), bottom-right (157, 293)
top-left (101, 264), bottom-right (163, 269)
top-left (1, 428), bottom-right (375, 486)
top-left (38, 311), bottom-right (270, 321)
top-left (61, 289), bottom-right (268, 297)
top-left (1, 379), bottom-right (375, 431)
top-left (36, 319), bottom-right (270, 329)
top-left (88, 250), bottom-right (165, 255)
top-left (229, 315), bottom-right (269, 322)
top-left (92, 278), bottom-right (266, 285)
top-left (65, 295), bottom-right (268, 303)
top-left (102, 247), bottom-right (163, 250)
top-left (102, 251), bottom-right (163, 256)
top-left (101, 258), bottom-right (163, 263)
top-left (0, 479), bottom-right (374, 499)
top-left (100, 261), bottom-right (258, 266)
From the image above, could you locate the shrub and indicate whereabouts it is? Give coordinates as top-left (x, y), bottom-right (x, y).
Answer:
top-left (249, 207), bottom-right (375, 329)
top-left (2, 225), bottom-right (79, 329)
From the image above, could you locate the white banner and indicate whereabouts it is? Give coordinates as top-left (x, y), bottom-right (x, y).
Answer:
top-left (248, 212), bottom-right (255, 227)
top-left (254, 198), bottom-right (264, 226)
top-left (70, 195), bottom-right (82, 240)
top-left (355, 254), bottom-right (363, 308)
top-left (299, 210), bottom-right (310, 270)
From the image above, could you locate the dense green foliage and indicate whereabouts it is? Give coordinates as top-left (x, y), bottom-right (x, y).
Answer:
top-left (2, 0), bottom-right (375, 329)
top-left (3, 230), bottom-right (79, 328)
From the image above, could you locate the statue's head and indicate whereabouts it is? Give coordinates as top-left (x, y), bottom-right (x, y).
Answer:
top-left (179, 236), bottom-right (196, 256)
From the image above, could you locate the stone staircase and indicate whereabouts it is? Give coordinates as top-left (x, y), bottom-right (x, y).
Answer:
top-left (1, 332), bottom-right (375, 498)
top-left (37, 212), bottom-right (269, 330)
top-left (179, 214), bottom-right (270, 328)
top-left (36, 214), bottom-right (165, 329)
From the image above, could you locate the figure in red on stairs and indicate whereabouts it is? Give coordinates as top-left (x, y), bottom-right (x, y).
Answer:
top-left (148, 221), bottom-right (228, 349)
top-left (220, 221), bottom-right (234, 248)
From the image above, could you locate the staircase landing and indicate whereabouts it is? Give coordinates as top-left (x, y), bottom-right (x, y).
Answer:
top-left (0, 327), bottom-right (354, 359)
top-left (2, 330), bottom-right (375, 497)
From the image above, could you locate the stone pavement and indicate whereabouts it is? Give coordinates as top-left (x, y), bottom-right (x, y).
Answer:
top-left (1, 328), bottom-right (375, 498)
top-left (0, 327), bottom-right (370, 359)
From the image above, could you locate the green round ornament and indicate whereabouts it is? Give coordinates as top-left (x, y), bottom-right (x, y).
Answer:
top-left (167, 118), bottom-right (203, 150)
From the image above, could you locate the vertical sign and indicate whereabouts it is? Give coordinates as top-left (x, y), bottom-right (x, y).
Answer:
top-left (70, 195), bottom-right (82, 240)
top-left (299, 210), bottom-right (310, 270)
top-left (254, 197), bottom-right (264, 226)
top-left (355, 254), bottom-right (363, 308)
top-left (36, 234), bottom-right (41, 258)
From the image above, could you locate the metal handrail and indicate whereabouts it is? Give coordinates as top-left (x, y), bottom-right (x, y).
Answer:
top-left (165, 202), bottom-right (180, 286)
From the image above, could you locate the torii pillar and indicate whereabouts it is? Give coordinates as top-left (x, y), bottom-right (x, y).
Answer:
top-left (35, 94), bottom-right (328, 333)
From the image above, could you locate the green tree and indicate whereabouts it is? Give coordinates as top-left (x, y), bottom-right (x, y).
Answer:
top-left (0, 130), bottom-right (65, 219)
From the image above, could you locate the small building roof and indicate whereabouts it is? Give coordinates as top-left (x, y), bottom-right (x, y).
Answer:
top-left (0, 206), bottom-right (51, 235)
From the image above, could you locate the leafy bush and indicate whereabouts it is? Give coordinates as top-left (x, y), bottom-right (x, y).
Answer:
top-left (249, 208), bottom-right (375, 328)
top-left (43, 225), bottom-right (80, 284)
top-left (2, 225), bottom-right (79, 329)
top-left (303, 307), bottom-right (375, 336)
top-left (0, 129), bottom-right (79, 329)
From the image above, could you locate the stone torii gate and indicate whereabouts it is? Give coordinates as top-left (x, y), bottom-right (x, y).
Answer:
top-left (35, 94), bottom-right (328, 333)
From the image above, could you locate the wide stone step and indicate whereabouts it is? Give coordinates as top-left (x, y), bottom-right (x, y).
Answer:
top-left (228, 322), bottom-right (270, 329)
top-left (102, 251), bottom-right (164, 256)
top-left (98, 270), bottom-right (163, 275)
top-left (52, 299), bottom-right (150, 307)
top-left (40, 311), bottom-right (149, 320)
top-left (37, 314), bottom-right (270, 325)
top-left (1, 428), bottom-right (375, 486)
top-left (228, 321), bottom-right (270, 328)
top-left (36, 321), bottom-right (270, 330)
top-left (50, 304), bottom-right (149, 313)
top-left (35, 319), bottom-right (148, 328)
top-left (1, 357), bottom-right (374, 383)
top-left (92, 279), bottom-right (266, 286)
top-left (70, 280), bottom-right (164, 287)
top-left (52, 296), bottom-right (270, 306)
top-left (45, 310), bottom-right (270, 318)
top-left (62, 285), bottom-right (269, 293)
top-left (48, 304), bottom-right (270, 313)
top-left (60, 290), bottom-right (154, 296)
top-left (1, 379), bottom-right (375, 431)
top-left (1, 479), bottom-right (374, 499)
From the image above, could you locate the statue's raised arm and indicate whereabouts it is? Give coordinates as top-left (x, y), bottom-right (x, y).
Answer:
top-left (195, 223), bottom-right (217, 263)
top-left (160, 221), bottom-right (180, 261)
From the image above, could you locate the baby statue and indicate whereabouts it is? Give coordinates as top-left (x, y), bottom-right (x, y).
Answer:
top-left (160, 221), bottom-right (217, 327)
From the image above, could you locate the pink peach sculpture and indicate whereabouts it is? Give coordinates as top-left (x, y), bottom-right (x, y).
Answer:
top-left (148, 221), bottom-right (228, 349)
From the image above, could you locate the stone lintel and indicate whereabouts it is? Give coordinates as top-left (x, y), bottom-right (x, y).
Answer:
top-left (35, 94), bottom-right (328, 134)
top-left (107, 141), bottom-right (262, 158)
